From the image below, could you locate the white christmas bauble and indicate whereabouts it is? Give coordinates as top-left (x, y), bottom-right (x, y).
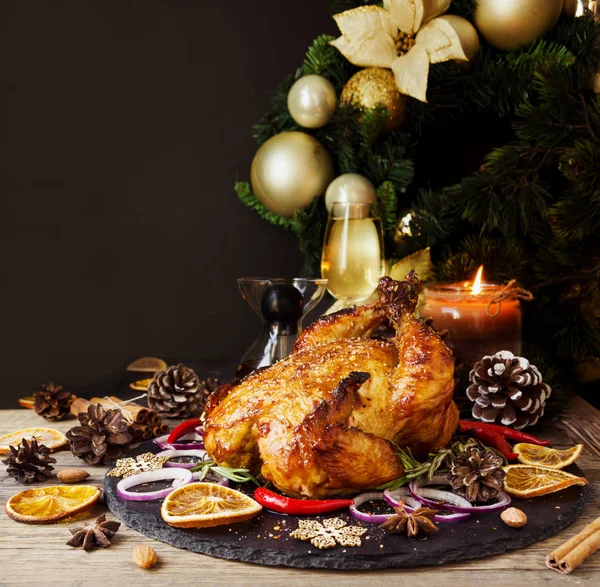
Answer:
top-left (250, 132), bottom-right (334, 217)
top-left (325, 173), bottom-right (377, 213)
top-left (287, 75), bottom-right (337, 129)
top-left (474, 0), bottom-right (562, 50)
top-left (437, 15), bottom-right (480, 61)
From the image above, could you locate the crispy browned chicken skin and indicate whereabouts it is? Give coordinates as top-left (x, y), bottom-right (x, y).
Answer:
top-left (204, 273), bottom-right (458, 498)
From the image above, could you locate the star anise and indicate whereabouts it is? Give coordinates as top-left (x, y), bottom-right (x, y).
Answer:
top-left (379, 502), bottom-right (438, 537)
top-left (66, 514), bottom-right (121, 550)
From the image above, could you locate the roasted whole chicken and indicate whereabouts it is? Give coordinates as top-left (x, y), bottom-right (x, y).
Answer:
top-left (204, 272), bottom-right (458, 498)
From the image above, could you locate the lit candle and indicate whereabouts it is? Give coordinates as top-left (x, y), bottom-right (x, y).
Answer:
top-left (421, 266), bottom-right (522, 367)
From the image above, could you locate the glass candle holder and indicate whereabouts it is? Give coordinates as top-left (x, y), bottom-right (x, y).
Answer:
top-left (236, 277), bottom-right (327, 378)
top-left (421, 283), bottom-right (522, 368)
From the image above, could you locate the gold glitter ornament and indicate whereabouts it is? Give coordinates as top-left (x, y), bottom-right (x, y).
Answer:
top-left (340, 68), bottom-right (406, 130)
top-left (474, 0), bottom-right (563, 51)
top-left (250, 131), bottom-right (334, 217)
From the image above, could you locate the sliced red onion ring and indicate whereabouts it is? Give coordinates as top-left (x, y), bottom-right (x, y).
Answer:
top-left (350, 492), bottom-right (392, 524)
top-left (153, 432), bottom-right (204, 451)
top-left (383, 488), bottom-right (471, 523)
top-left (383, 487), bottom-right (423, 511)
top-left (409, 478), bottom-right (511, 514)
top-left (155, 449), bottom-right (207, 468)
top-left (351, 490), bottom-right (470, 524)
top-left (116, 467), bottom-right (192, 501)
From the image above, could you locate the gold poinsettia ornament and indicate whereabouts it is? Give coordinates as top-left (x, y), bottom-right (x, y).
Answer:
top-left (331, 0), bottom-right (468, 102)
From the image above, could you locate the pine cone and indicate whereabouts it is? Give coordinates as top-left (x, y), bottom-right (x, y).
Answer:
top-left (33, 382), bottom-right (74, 421)
top-left (447, 446), bottom-right (505, 503)
top-left (147, 364), bottom-right (202, 417)
top-left (66, 404), bottom-right (132, 465)
top-left (3, 437), bottom-right (56, 483)
top-left (466, 350), bottom-right (551, 429)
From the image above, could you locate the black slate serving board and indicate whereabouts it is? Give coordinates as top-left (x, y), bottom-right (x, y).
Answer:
top-left (104, 441), bottom-right (590, 570)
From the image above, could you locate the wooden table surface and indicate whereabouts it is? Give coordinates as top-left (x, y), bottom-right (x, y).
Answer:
top-left (0, 399), bottom-right (599, 587)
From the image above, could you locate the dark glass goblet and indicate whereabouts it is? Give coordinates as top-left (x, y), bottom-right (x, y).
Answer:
top-left (236, 277), bottom-right (327, 378)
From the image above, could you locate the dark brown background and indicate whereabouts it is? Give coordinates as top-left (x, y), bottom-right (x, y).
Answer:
top-left (0, 0), bottom-right (334, 407)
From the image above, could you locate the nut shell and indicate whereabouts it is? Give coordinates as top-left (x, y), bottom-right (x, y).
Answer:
top-left (57, 468), bottom-right (90, 483)
top-left (500, 507), bottom-right (528, 528)
top-left (132, 544), bottom-right (158, 569)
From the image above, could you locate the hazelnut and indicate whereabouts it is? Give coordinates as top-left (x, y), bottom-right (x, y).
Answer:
top-left (501, 507), bottom-right (527, 528)
top-left (132, 544), bottom-right (158, 569)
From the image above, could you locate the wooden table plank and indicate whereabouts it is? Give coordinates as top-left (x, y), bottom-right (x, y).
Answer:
top-left (1, 404), bottom-right (599, 586)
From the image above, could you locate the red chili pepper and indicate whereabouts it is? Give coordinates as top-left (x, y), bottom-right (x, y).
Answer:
top-left (459, 420), bottom-right (551, 446)
top-left (167, 418), bottom-right (203, 444)
top-left (468, 427), bottom-right (519, 461)
top-left (254, 487), bottom-right (353, 515)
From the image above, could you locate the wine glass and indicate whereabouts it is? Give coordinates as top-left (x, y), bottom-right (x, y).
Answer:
top-left (321, 201), bottom-right (385, 308)
top-left (236, 277), bottom-right (328, 378)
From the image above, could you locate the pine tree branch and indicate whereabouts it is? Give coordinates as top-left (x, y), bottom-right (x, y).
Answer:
top-left (234, 182), bottom-right (293, 230)
top-left (579, 92), bottom-right (598, 141)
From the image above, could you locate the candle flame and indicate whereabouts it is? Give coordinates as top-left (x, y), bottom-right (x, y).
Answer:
top-left (471, 265), bottom-right (484, 295)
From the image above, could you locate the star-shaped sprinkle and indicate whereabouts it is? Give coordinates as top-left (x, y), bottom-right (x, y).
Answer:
top-left (290, 518), bottom-right (367, 549)
top-left (106, 452), bottom-right (169, 478)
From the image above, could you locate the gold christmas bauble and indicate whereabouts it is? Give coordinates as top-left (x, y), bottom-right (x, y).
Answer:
top-left (340, 68), bottom-right (406, 130)
top-left (250, 131), bottom-right (334, 218)
top-left (287, 75), bottom-right (337, 129)
top-left (437, 15), bottom-right (480, 62)
top-left (474, 0), bottom-right (563, 51)
top-left (325, 173), bottom-right (376, 212)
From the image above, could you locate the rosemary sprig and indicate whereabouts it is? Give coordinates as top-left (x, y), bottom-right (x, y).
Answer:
top-left (377, 446), bottom-right (452, 491)
top-left (190, 459), bottom-right (261, 486)
top-left (378, 436), bottom-right (508, 491)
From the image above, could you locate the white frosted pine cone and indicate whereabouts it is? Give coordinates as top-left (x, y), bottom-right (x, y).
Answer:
top-left (466, 350), bottom-right (551, 429)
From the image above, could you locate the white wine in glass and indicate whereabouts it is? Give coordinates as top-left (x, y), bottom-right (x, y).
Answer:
top-left (321, 201), bottom-right (385, 307)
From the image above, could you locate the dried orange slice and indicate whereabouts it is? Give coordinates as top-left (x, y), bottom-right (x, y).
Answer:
top-left (0, 427), bottom-right (67, 455)
top-left (126, 357), bottom-right (167, 373)
top-left (503, 464), bottom-right (588, 498)
top-left (514, 443), bottom-right (584, 469)
top-left (161, 482), bottom-right (262, 528)
top-left (18, 396), bottom-right (35, 409)
top-left (5, 485), bottom-right (102, 524)
top-left (129, 378), bottom-right (153, 391)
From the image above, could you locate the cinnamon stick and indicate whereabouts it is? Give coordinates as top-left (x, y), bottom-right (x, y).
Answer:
top-left (91, 396), bottom-right (149, 424)
top-left (148, 412), bottom-right (162, 427)
top-left (547, 517), bottom-right (600, 574)
top-left (108, 395), bottom-right (150, 423)
top-left (70, 397), bottom-right (92, 417)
